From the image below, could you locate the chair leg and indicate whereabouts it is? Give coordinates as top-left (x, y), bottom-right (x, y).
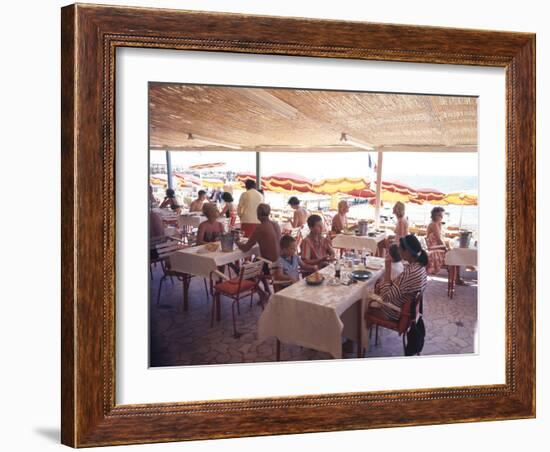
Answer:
top-left (375, 324), bottom-right (379, 346)
top-left (249, 292), bottom-right (254, 308)
top-left (210, 293), bottom-right (217, 327)
top-left (402, 334), bottom-right (407, 355)
top-left (231, 301), bottom-right (240, 338)
top-left (156, 275), bottom-right (166, 305)
top-left (203, 279), bottom-right (209, 301)
top-left (276, 339), bottom-right (281, 361)
top-left (236, 298), bottom-right (241, 315)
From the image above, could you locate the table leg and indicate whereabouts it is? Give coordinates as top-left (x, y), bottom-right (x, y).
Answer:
top-left (182, 274), bottom-right (190, 311)
top-left (449, 266), bottom-right (457, 299)
top-left (276, 339), bottom-right (281, 361)
top-left (357, 299), bottom-right (363, 358)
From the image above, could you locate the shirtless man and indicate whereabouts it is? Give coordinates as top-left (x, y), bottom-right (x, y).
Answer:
top-left (237, 203), bottom-right (281, 263)
top-left (287, 196), bottom-right (308, 228)
top-left (189, 190), bottom-right (207, 212)
top-left (237, 203), bottom-right (281, 298)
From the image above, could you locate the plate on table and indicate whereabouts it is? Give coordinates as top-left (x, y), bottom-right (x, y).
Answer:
top-left (305, 273), bottom-right (325, 286)
top-left (350, 270), bottom-right (373, 282)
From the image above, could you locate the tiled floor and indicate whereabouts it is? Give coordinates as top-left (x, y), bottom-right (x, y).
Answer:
top-left (149, 265), bottom-right (478, 367)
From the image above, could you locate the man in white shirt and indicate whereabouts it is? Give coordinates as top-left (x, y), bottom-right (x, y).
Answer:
top-left (238, 179), bottom-right (264, 237)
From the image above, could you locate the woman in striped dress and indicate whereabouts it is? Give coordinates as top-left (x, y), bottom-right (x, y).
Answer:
top-left (426, 206), bottom-right (448, 274)
top-left (366, 234), bottom-right (428, 322)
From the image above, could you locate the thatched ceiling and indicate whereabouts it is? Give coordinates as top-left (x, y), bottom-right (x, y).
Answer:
top-left (149, 83), bottom-right (477, 153)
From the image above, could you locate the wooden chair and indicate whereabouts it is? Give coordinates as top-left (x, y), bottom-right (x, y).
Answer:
top-left (154, 240), bottom-right (209, 307)
top-left (365, 291), bottom-right (423, 355)
top-left (211, 260), bottom-right (265, 338)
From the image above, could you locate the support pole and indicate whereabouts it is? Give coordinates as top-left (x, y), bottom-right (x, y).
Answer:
top-left (374, 150), bottom-right (383, 227)
top-left (165, 150), bottom-right (174, 190)
top-left (256, 152), bottom-right (262, 190)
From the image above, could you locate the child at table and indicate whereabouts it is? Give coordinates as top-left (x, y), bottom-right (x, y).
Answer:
top-left (273, 235), bottom-right (318, 290)
top-left (374, 244), bottom-right (404, 293)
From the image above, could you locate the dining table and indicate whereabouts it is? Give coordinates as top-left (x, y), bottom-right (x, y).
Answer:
top-left (445, 245), bottom-right (477, 298)
top-left (332, 231), bottom-right (387, 255)
top-left (169, 241), bottom-right (260, 311)
top-left (258, 257), bottom-right (385, 359)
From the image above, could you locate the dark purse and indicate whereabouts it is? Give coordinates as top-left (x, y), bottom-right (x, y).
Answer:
top-left (405, 315), bottom-right (426, 356)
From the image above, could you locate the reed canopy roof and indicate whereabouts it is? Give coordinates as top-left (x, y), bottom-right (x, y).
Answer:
top-left (149, 83), bottom-right (478, 153)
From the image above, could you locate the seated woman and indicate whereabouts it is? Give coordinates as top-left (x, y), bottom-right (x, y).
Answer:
top-left (287, 196), bottom-right (308, 228)
top-left (366, 234), bottom-right (428, 322)
top-left (331, 200), bottom-right (350, 234)
top-left (301, 214), bottom-right (335, 269)
top-left (391, 201), bottom-right (409, 241)
top-left (273, 235), bottom-right (318, 290)
top-left (219, 192), bottom-right (237, 227)
top-left (426, 206), bottom-right (448, 275)
top-left (196, 203), bottom-right (224, 245)
top-left (159, 188), bottom-right (181, 213)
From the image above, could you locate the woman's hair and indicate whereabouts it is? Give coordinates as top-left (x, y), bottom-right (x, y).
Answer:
top-left (221, 192), bottom-right (233, 203)
top-left (245, 179), bottom-right (256, 190)
top-left (280, 234), bottom-right (296, 249)
top-left (288, 196), bottom-right (300, 206)
top-left (202, 202), bottom-right (218, 217)
top-left (431, 206), bottom-right (445, 221)
top-left (388, 244), bottom-right (402, 263)
top-left (307, 214), bottom-right (323, 229)
top-left (165, 188), bottom-right (175, 198)
top-left (394, 201), bottom-right (405, 217)
top-left (399, 234), bottom-right (428, 267)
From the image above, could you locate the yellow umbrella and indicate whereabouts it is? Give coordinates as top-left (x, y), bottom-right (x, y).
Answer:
top-left (202, 178), bottom-right (225, 189)
top-left (441, 192), bottom-right (478, 206)
top-left (313, 177), bottom-right (369, 194)
top-left (380, 190), bottom-right (413, 203)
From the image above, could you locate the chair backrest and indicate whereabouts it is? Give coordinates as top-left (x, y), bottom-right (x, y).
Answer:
top-left (397, 291), bottom-right (423, 334)
top-left (155, 240), bottom-right (185, 260)
top-left (240, 260), bottom-right (265, 280)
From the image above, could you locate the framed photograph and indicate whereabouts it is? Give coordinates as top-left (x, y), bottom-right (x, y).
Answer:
top-left (61, 3), bottom-right (535, 447)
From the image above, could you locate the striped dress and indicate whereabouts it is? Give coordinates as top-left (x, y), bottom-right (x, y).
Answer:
top-left (377, 262), bottom-right (427, 321)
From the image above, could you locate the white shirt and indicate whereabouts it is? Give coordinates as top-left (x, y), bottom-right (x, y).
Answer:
top-left (237, 189), bottom-right (264, 224)
top-left (391, 261), bottom-right (405, 281)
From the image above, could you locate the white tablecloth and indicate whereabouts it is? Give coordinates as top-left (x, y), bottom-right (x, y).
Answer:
top-left (258, 258), bottom-right (385, 358)
top-left (170, 243), bottom-right (260, 279)
top-left (332, 233), bottom-right (386, 254)
top-left (445, 247), bottom-right (477, 266)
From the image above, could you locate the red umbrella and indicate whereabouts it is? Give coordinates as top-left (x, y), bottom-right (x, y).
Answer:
top-left (414, 187), bottom-right (445, 203)
top-left (173, 172), bottom-right (201, 187)
top-left (381, 180), bottom-right (418, 196)
top-left (346, 188), bottom-right (376, 199)
top-left (263, 172), bottom-right (313, 193)
top-left (236, 172), bottom-right (257, 184)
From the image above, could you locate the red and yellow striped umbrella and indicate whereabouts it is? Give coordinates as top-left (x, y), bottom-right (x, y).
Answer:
top-left (346, 188), bottom-right (376, 199)
top-left (263, 172), bottom-right (313, 193)
top-left (236, 172), bottom-right (256, 184)
top-left (173, 172), bottom-right (201, 187)
top-left (414, 187), bottom-right (446, 203)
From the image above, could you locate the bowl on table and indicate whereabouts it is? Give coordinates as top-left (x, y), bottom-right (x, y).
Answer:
top-left (305, 273), bottom-right (325, 286)
top-left (349, 270), bottom-right (373, 282)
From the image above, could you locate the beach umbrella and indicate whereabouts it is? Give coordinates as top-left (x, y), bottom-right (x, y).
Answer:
top-left (414, 187), bottom-right (446, 203)
top-left (173, 172), bottom-right (201, 187)
top-left (441, 192), bottom-right (478, 206)
top-left (236, 172), bottom-right (256, 184)
top-left (440, 191), bottom-right (478, 228)
top-left (150, 174), bottom-right (168, 188)
top-left (379, 180), bottom-right (418, 203)
top-left (263, 172), bottom-right (314, 193)
top-left (201, 177), bottom-right (225, 188)
top-left (312, 177), bottom-right (370, 195)
top-left (346, 188), bottom-right (376, 199)
top-left (188, 162), bottom-right (226, 170)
